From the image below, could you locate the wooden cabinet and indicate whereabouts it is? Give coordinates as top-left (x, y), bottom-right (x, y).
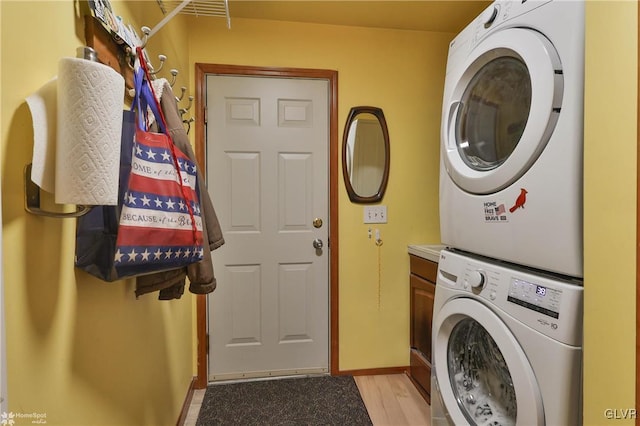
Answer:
top-left (409, 254), bottom-right (437, 404)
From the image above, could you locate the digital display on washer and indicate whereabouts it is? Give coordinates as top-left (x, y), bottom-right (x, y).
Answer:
top-left (507, 278), bottom-right (561, 319)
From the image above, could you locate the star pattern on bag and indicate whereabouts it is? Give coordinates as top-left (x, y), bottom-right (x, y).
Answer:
top-left (114, 246), bottom-right (203, 264)
top-left (141, 249), bottom-right (151, 261)
top-left (128, 248), bottom-right (138, 260)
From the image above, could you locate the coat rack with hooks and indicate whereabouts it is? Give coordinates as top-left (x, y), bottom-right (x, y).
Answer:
top-left (84, 14), bottom-right (196, 132)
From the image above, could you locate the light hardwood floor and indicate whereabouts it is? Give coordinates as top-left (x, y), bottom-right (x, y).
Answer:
top-left (355, 374), bottom-right (431, 425)
top-left (184, 373), bottom-right (431, 425)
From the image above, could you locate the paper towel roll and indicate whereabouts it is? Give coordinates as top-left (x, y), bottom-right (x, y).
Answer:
top-left (26, 78), bottom-right (58, 193)
top-left (55, 57), bottom-right (124, 205)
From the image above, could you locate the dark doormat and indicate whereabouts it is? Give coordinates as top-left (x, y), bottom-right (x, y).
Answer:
top-left (196, 375), bottom-right (373, 425)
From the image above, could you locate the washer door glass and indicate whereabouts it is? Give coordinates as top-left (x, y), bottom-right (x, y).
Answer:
top-left (456, 57), bottom-right (531, 171)
top-left (442, 28), bottom-right (563, 195)
top-left (448, 318), bottom-right (517, 425)
top-left (432, 298), bottom-right (544, 425)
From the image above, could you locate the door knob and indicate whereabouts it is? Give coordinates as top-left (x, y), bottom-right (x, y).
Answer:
top-left (313, 239), bottom-right (323, 249)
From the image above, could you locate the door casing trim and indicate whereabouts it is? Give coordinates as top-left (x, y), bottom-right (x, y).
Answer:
top-left (194, 63), bottom-right (339, 388)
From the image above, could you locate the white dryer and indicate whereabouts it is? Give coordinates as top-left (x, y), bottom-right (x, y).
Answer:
top-left (439, 0), bottom-right (585, 277)
top-left (431, 249), bottom-right (583, 426)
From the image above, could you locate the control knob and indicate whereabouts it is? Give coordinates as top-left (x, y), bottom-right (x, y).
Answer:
top-left (483, 4), bottom-right (500, 28)
top-left (469, 270), bottom-right (486, 290)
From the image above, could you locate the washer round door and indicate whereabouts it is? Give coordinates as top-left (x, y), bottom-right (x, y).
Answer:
top-left (432, 298), bottom-right (544, 426)
top-left (442, 28), bottom-right (564, 195)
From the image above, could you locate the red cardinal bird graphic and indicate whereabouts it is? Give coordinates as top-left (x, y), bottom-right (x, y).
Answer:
top-left (509, 188), bottom-right (528, 213)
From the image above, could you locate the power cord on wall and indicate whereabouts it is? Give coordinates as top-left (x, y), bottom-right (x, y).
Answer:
top-left (375, 231), bottom-right (383, 310)
top-left (368, 227), bottom-right (383, 310)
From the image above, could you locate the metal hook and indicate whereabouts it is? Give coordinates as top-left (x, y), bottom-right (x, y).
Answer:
top-left (125, 46), bottom-right (136, 71)
top-left (140, 26), bottom-right (151, 49)
top-left (23, 164), bottom-right (91, 218)
top-left (183, 116), bottom-right (195, 134)
top-left (176, 86), bottom-right (187, 101)
top-left (179, 96), bottom-right (194, 115)
top-left (126, 26), bottom-right (151, 74)
top-left (147, 54), bottom-right (167, 75)
top-left (169, 69), bottom-right (179, 87)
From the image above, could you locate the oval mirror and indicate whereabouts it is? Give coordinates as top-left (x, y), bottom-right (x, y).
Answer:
top-left (342, 106), bottom-right (390, 203)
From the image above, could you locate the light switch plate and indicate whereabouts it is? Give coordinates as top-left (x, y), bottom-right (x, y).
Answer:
top-left (364, 205), bottom-right (387, 224)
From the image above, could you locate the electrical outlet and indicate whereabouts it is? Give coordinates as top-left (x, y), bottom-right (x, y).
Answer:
top-left (364, 205), bottom-right (387, 224)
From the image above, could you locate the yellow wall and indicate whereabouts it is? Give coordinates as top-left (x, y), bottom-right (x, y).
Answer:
top-left (1, 1), bottom-right (194, 425)
top-left (188, 17), bottom-right (447, 370)
top-left (583, 1), bottom-right (637, 424)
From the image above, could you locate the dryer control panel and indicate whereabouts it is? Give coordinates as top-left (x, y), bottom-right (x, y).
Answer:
top-left (469, 0), bottom-right (554, 49)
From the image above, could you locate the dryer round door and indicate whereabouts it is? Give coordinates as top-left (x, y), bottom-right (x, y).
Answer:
top-left (432, 298), bottom-right (544, 426)
top-left (442, 28), bottom-right (564, 195)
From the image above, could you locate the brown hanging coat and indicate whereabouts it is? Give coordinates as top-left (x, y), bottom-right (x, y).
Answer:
top-left (135, 81), bottom-right (224, 299)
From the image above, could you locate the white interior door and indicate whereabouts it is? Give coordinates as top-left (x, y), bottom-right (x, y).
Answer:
top-left (206, 74), bottom-right (329, 381)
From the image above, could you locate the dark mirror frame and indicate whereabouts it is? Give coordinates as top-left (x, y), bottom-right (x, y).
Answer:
top-left (341, 106), bottom-right (390, 204)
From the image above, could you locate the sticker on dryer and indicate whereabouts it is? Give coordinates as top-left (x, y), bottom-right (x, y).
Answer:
top-left (484, 201), bottom-right (509, 223)
top-left (509, 188), bottom-right (528, 213)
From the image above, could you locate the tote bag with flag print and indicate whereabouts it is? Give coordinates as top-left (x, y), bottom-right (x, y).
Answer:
top-left (113, 51), bottom-right (204, 278)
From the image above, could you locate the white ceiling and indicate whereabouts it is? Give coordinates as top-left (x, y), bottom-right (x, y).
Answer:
top-left (226, 1), bottom-right (492, 33)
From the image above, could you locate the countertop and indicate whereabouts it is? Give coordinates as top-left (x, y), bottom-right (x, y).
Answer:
top-left (407, 244), bottom-right (447, 263)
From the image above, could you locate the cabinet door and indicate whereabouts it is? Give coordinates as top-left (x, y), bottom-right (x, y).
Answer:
top-left (410, 274), bottom-right (435, 361)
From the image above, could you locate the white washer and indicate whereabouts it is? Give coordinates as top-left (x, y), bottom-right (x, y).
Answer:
top-left (431, 249), bottom-right (583, 426)
top-left (439, 0), bottom-right (585, 278)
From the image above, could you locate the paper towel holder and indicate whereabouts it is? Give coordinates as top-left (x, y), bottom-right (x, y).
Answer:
top-left (24, 164), bottom-right (91, 218)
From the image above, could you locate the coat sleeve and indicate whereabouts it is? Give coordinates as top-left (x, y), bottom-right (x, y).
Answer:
top-left (160, 82), bottom-right (224, 295)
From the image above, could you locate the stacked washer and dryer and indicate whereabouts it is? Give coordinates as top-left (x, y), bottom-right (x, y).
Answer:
top-left (432, 1), bottom-right (585, 425)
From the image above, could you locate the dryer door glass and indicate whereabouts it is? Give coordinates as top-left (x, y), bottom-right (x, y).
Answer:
top-left (447, 317), bottom-right (517, 425)
top-left (456, 56), bottom-right (531, 171)
top-left (441, 28), bottom-right (563, 195)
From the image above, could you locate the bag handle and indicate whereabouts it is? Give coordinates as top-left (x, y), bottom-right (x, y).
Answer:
top-left (132, 61), bottom-right (166, 133)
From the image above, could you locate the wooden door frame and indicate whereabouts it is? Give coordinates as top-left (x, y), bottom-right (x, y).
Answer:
top-left (193, 63), bottom-right (339, 388)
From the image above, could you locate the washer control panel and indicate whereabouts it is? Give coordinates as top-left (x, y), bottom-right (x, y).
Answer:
top-left (436, 249), bottom-right (583, 346)
top-left (507, 277), bottom-right (562, 319)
